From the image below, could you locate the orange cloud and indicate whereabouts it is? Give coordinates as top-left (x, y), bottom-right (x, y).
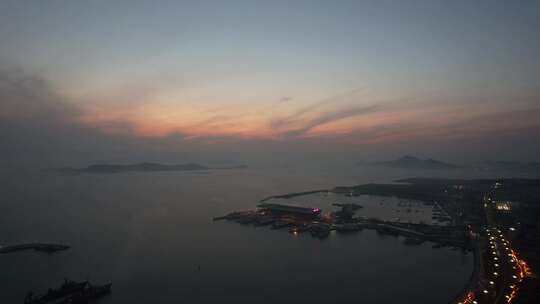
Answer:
top-left (73, 86), bottom-right (540, 146)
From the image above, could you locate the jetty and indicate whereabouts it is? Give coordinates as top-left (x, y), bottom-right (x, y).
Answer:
top-left (0, 243), bottom-right (70, 254)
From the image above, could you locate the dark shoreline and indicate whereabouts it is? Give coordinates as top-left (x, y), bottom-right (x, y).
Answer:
top-left (260, 177), bottom-right (540, 204)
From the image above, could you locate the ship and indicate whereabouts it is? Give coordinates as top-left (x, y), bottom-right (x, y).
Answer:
top-left (25, 279), bottom-right (88, 304)
top-left (25, 280), bottom-right (112, 304)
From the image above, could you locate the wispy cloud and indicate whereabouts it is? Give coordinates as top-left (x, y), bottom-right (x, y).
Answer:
top-left (268, 88), bottom-right (378, 138)
top-left (281, 105), bottom-right (379, 138)
top-left (2, 68), bottom-right (540, 167)
top-left (270, 88), bottom-right (367, 130)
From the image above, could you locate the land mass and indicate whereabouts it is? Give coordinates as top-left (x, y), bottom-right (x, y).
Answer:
top-left (222, 177), bottom-right (540, 303)
top-left (360, 156), bottom-right (540, 174)
top-left (57, 162), bottom-right (247, 174)
top-left (474, 160), bottom-right (540, 173)
top-left (361, 155), bottom-right (459, 170)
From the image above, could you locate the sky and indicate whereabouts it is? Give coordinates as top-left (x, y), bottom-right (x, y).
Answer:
top-left (1, 0), bottom-right (540, 167)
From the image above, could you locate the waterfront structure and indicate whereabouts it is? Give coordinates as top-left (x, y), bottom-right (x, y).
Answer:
top-left (257, 203), bottom-right (321, 218)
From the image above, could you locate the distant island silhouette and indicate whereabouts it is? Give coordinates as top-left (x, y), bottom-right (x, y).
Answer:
top-left (57, 162), bottom-right (247, 174)
top-left (357, 156), bottom-right (540, 173)
top-left (474, 160), bottom-right (540, 172)
top-left (362, 155), bottom-right (458, 170)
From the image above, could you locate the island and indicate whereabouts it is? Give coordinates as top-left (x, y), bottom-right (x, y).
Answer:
top-left (361, 155), bottom-right (459, 170)
top-left (56, 162), bottom-right (247, 174)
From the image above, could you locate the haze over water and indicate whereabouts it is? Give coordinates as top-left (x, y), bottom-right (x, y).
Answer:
top-left (4, 165), bottom-right (531, 303)
top-left (1, 1), bottom-right (539, 303)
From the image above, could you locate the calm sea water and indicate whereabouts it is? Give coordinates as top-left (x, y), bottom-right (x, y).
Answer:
top-left (0, 166), bottom-right (484, 303)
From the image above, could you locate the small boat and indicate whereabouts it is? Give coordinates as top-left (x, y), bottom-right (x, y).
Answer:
top-left (310, 224), bottom-right (330, 239)
top-left (289, 223), bottom-right (310, 234)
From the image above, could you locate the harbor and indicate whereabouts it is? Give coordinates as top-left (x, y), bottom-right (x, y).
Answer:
top-left (214, 201), bottom-right (471, 248)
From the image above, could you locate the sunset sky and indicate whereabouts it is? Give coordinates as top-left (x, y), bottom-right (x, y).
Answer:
top-left (1, 1), bottom-right (540, 165)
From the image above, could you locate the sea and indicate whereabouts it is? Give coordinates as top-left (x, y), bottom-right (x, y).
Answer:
top-left (1, 165), bottom-right (522, 303)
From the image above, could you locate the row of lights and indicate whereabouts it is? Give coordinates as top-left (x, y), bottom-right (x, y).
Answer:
top-left (460, 224), bottom-right (523, 303)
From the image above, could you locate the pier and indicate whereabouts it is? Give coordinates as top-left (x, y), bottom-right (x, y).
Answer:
top-left (0, 243), bottom-right (70, 254)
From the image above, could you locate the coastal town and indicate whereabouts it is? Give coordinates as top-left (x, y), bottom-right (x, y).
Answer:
top-left (214, 178), bottom-right (540, 304)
